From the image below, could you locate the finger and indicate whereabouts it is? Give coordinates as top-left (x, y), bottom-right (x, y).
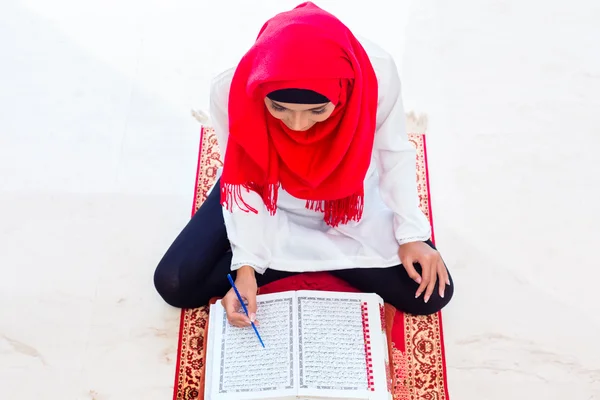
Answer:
top-left (223, 295), bottom-right (238, 319)
top-left (246, 292), bottom-right (258, 323)
top-left (228, 306), bottom-right (252, 327)
top-left (224, 297), bottom-right (251, 327)
top-left (231, 313), bottom-right (252, 327)
top-left (437, 259), bottom-right (447, 299)
top-left (226, 309), bottom-right (247, 327)
top-left (424, 261), bottom-right (437, 303)
top-left (415, 260), bottom-right (431, 298)
top-left (402, 258), bottom-right (422, 285)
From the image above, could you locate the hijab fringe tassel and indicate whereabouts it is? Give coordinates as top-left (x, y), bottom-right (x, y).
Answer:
top-left (220, 183), bottom-right (279, 216)
top-left (222, 184), bottom-right (364, 227)
top-left (306, 190), bottom-right (364, 227)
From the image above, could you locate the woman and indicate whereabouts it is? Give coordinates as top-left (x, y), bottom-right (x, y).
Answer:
top-left (154, 2), bottom-right (454, 326)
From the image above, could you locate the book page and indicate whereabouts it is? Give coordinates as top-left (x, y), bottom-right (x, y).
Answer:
top-left (295, 290), bottom-right (389, 400)
top-left (296, 291), bottom-right (369, 393)
top-left (205, 291), bottom-right (297, 400)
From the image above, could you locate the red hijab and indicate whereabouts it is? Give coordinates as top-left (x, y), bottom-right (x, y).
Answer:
top-left (221, 2), bottom-right (378, 227)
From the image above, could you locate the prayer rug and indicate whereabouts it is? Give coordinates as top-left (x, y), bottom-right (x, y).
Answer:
top-left (173, 115), bottom-right (449, 399)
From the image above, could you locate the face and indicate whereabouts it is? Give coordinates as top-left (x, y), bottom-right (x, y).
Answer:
top-left (264, 98), bottom-right (335, 131)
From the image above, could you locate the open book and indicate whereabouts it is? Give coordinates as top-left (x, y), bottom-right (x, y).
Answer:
top-left (204, 290), bottom-right (392, 400)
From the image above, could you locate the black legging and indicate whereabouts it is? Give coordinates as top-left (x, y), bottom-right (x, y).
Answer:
top-left (154, 179), bottom-right (454, 315)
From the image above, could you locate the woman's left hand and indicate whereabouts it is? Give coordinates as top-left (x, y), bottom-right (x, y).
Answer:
top-left (398, 241), bottom-right (450, 303)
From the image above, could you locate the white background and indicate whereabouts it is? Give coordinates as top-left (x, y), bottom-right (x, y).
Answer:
top-left (1, 0), bottom-right (599, 398)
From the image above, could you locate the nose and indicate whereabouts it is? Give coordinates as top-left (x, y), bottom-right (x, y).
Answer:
top-left (287, 112), bottom-right (309, 131)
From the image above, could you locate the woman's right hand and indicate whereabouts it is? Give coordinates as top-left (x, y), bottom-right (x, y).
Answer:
top-left (222, 266), bottom-right (259, 327)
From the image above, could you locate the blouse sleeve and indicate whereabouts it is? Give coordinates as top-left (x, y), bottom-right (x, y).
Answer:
top-left (209, 70), bottom-right (277, 274)
top-left (373, 55), bottom-right (432, 245)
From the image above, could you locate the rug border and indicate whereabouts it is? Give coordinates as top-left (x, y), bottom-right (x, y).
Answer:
top-left (438, 312), bottom-right (450, 400)
top-left (172, 309), bottom-right (185, 400)
top-left (190, 126), bottom-right (206, 217)
top-left (422, 134), bottom-right (450, 400)
top-left (172, 126), bottom-right (206, 400)
top-left (422, 134), bottom-right (436, 245)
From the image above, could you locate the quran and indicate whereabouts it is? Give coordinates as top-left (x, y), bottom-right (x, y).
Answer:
top-left (204, 290), bottom-right (392, 400)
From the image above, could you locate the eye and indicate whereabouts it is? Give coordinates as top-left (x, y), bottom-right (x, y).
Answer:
top-left (311, 108), bottom-right (327, 115)
top-left (270, 104), bottom-right (287, 112)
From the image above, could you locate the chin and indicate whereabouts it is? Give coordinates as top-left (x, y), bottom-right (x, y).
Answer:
top-left (286, 125), bottom-right (314, 132)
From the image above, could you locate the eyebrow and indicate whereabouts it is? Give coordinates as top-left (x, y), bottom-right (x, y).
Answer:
top-left (270, 100), bottom-right (328, 111)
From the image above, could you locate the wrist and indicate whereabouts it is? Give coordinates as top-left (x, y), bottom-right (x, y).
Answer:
top-left (399, 240), bottom-right (426, 247)
top-left (237, 265), bottom-right (256, 279)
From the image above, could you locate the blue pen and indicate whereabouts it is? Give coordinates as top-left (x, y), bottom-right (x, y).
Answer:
top-left (227, 274), bottom-right (265, 348)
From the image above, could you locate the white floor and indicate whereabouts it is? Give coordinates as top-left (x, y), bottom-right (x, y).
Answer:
top-left (1, 0), bottom-right (599, 399)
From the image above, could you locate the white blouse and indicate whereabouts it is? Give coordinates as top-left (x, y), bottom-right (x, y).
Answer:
top-left (208, 37), bottom-right (431, 274)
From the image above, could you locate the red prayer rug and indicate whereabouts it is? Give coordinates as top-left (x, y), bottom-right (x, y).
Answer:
top-left (173, 120), bottom-right (449, 399)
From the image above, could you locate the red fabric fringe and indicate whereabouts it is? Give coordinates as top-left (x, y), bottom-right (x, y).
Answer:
top-left (306, 188), bottom-right (364, 227)
top-left (223, 182), bottom-right (364, 228)
top-left (220, 183), bottom-right (279, 216)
